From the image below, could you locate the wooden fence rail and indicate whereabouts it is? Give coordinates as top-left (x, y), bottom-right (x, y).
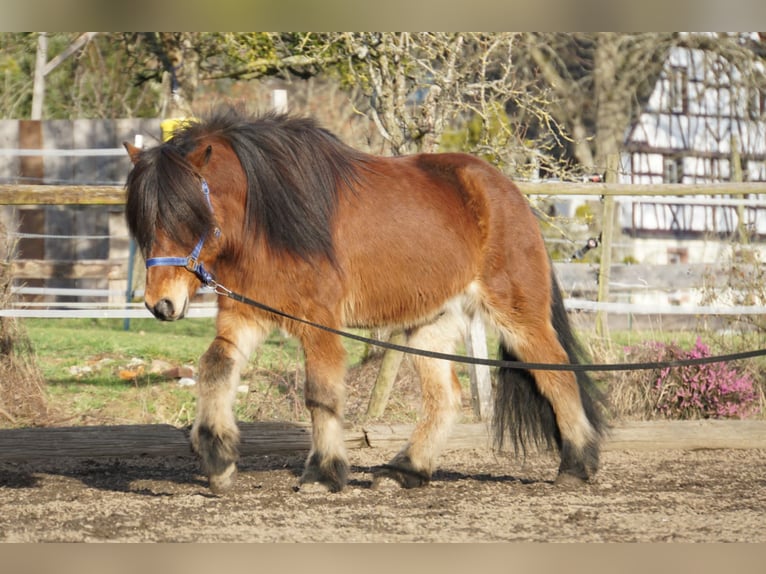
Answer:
top-left (0, 184), bottom-right (124, 205)
top-left (3, 181), bottom-right (765, 206)
top-left (1, 420), bottom-right (764, 461)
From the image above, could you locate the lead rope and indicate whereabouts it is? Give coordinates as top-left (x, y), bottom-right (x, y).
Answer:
top-left (204, 278), bottom-right (766, 373)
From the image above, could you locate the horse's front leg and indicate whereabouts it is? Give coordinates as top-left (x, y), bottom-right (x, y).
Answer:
top-left (297, 330), bottom-right (349, 493)
top-left (191, 317), bottom-right (266, 494)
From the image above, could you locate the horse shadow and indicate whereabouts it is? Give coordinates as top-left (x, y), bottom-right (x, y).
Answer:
top-left (0, 455), bottom-right (208, 497)
top-left (0, 453), bottom-right (550, 497)
top-left (276, 459), bottom-right (551, 490)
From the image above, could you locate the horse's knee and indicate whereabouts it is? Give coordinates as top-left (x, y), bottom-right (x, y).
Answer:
top-left (199, 340), bottom-right (238, 383)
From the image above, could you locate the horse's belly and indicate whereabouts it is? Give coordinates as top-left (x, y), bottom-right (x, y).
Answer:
top-left (341, 241), bottom-right (478, 328)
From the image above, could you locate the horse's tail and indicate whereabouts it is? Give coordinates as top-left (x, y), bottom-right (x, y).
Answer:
top-left (492, 274), bottom-right (607, 461)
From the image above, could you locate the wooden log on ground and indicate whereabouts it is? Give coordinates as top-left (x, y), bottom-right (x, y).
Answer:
top-left (0, 422), bottom-right (367, 462)
top-left (362, 420), bottom-right (766, 451)
top-left (0, 424), bottom-right (189, 461)
top-left (0, 421), bottom-right (764, 462)
top-left (237, 422), bottom-right (368, 455)
top-left (362, 423), bottom-right (492, 451)
top-left (604, 420), bottom-right (766, 450)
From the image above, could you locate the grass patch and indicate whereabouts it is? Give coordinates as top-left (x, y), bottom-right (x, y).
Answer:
top-left (26, 318), bottom-right (216, 365)
top-left (22, 317), bottom-right (373, 427)
top-left (23, 318), bottom-right (213, 426)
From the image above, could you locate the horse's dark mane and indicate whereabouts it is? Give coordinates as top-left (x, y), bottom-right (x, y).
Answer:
top-left (126, 107), bottom-right (368, 261)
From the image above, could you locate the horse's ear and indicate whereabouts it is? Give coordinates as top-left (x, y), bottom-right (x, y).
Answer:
top-left (123, 142), bottom-right (142, 165)
top-left (188, 144), bottom-right (213, 170)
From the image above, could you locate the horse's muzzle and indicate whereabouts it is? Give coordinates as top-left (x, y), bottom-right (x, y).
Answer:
top-left (147, 298), bottom-right (187, 321)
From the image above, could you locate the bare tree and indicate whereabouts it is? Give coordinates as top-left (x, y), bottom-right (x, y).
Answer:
top-left (324, 32), bottom-right (552, 166)
top-left (218, 33), bottom-right (550, 171)
top-left (31, 32), bottom-right (98, 120)
top-left (518, 32), bottom-right (766, 177)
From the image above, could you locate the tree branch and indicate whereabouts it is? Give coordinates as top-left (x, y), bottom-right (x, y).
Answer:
top-left (42, 32), bottom-right (98, 77)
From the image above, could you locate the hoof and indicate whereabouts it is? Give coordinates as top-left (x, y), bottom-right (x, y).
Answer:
top-left (554, 472), bottom-right (587, 487)
top-left (558, 439), bottom-right (599, 482)
top-left (192, 424), bottom-right (240, 477)
top-left (299, 452), bottom-right (348, 493)
top-left (296, 481), bottom-right (332, 494)
top-left (372, 455), bottom-right (430, 489)
top-left (208, 463), bottom-right (238, 495)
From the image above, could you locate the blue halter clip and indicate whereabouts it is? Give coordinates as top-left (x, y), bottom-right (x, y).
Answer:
top-left (144, 179), bottom-right (220, 286)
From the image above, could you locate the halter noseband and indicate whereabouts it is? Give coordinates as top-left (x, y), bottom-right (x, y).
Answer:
top-left (144, 178), bottom-right (220, 286)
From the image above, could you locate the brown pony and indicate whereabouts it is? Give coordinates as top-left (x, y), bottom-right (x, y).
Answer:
top-left (124, 107), bottom-right (605, 494)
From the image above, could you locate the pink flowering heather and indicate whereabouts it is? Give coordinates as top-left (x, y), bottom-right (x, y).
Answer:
top-left (626, 337), bottom-right (759, 419)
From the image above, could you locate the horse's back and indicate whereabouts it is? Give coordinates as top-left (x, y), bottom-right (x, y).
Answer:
top-left (351, 151), bottom-right (545, 262)
top-left (335, 152), bottom-right (545, 328)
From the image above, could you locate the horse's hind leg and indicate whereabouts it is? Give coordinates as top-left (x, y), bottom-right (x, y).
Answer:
top-left (373, 303), bottom-right (466, 488)
top-left (494, 319), bottom-right (601, 482)
top-left (191, 316), bottom-right (267, 494)
top-left (297, 330), bottom-right (349, 492)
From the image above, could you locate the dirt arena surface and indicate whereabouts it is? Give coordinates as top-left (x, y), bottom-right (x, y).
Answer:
top-left (1, 446), bottom-right (764, 542)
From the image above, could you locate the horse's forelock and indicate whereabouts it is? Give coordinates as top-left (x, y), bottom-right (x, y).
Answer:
top-left (125, 142), bottom-right (214, 256)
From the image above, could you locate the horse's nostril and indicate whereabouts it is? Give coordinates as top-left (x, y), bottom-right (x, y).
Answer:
top-left (152, 298), bottom-right (175, 321)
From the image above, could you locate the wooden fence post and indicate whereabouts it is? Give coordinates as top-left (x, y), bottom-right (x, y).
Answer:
top-left (365, 330), bottom-right (406, 419)
top-left (465, 313), bottom-right (492, 420)
top-left (595, 154), bottom-right (619, 339)
top-left (731, 136), bottom-right (747, 244)
top-left (271, 89), bottom-right (288, 114)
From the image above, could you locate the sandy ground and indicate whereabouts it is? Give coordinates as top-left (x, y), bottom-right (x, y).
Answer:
top-left (1, 445), bottom-right (764, 542)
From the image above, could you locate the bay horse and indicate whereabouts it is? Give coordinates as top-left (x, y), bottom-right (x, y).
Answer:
top-left (124, 107), bottom-right (605, 494)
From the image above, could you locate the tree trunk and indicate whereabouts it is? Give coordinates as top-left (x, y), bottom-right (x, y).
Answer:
top-left (31, 33), bottom-right (48, 120)
top-left (593, 33), bottom-right (628, 173)
top-left (155, 33), bottom-right (200, 118)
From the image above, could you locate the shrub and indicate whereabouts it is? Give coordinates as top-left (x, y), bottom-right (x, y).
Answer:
top-left (618, 338), bottom-right (759, 420)
top-left (0, 220), bottom-right (50, 427)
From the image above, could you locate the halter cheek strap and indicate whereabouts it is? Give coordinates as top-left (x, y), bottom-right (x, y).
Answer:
top-left (145, 179), bottom-right (220, 286)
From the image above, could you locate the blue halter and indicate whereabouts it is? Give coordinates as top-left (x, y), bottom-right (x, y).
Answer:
top-left (144, 179), bottom-right (220, 286)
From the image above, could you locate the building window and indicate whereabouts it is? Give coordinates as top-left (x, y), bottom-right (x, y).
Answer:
top-left (749, 87), bottom-right (765, 120)
top-left (667, 247), bottom-right (688, 264)
top-left (669, 66), bottom-right (688, 113)
top-left (663, 157), bottom-right (683, 183)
